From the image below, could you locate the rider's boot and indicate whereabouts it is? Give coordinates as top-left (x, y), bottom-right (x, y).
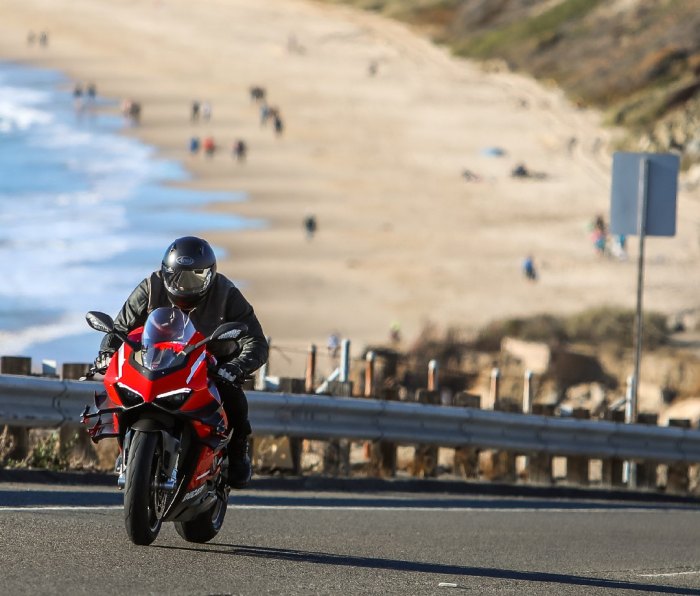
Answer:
top-left (227, 435), bottom-right (252, 489)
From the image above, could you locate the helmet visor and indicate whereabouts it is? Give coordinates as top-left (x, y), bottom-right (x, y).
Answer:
top-left (163, 267), bottom-right (213, 296)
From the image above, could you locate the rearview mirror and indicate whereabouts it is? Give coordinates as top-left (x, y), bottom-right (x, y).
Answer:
top-left (86, 311), bottom-right (115, 334)
top-left (211, 322), bottom-right (248, 341)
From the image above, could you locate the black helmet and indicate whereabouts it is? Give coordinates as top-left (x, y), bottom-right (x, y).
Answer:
top-left (161, 236), bottom-right (217, 310)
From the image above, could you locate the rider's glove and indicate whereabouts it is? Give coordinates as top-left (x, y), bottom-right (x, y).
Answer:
top-left (93, 351), bottom-right (114, 373)
top-left (214, 361), bottom-right (244, 386)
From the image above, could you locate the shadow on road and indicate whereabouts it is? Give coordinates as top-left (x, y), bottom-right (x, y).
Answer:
top-left (152, 543), bottom-right (700, 595)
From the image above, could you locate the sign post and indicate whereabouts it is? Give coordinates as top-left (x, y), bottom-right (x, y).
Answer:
top-left (610, 152), bottom-right (679, 488)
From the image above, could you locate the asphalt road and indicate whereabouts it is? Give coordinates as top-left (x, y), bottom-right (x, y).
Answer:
top-left (0, 482), bottom-right (699, 595)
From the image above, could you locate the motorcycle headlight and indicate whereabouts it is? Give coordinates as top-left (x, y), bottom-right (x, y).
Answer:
top-left (115, 383), bottom-right (144, 408)
top-left (155, 388), bottom-right (192, 410)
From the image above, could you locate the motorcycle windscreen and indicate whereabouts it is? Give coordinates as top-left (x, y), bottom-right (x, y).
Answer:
top-left (140, 307), bottom-right (196, 371)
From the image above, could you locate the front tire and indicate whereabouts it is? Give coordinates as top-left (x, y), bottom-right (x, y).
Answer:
top-left (174, 488), bottom-right (228, 543)
top-left (124, 431), bottom-right (165, 545)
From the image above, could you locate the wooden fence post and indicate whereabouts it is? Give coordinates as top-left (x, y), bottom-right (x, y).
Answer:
top-left (322, 341), bottom-right (352, 477)
top-left (413, 359), bottom-right (441, 478)
top-left (566, 408), bottom-right (590, 485)
top-left (666, 419), bottom-right (691, 493)
top-left (305, 344), bottom-right (316, 394)
top-left (528, 404), bottom-right (555, 484)
top-left (0, 356), bottom-right (32, 461)
top-left (453, 391), bottom-right (481, 479)
top-left (60, 363), bottom-right (97, 464)
top-left (636, 412), bottom-right (659, 489)
top-left (602, 409), bottom-right (626, 487)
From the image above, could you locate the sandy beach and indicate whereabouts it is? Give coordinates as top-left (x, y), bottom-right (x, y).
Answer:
top-left (2, 0), bottom-right (700, 375)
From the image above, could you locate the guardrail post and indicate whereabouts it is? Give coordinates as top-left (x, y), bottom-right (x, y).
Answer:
top-left (364, 351), bottom-right (376, 398)
top-left (490, 393), bottom-right (518, 482)
top-left (520, 370), bottom-right (534, 475)
top-left (635, 412), bottom-right (659, 489)
top-left (489, 367), bottom-right (501, 410)
top-left (528, 403), bottom-right (555, 484)
top-left (305, 344), bottom-right (317, 394)
top-left (0, 356), bottom-right (32, 461)
top-left (666, 418), bottom-right (691, 493)
top-left (566, 408), bottom-right (590, 486)
top-left (326, 340), bottom-right (353, 397)
top-left (453, 391), bottom-right (481, 479)
top-left (367, 352), bottom-right (397, 478)
top-left (59, 364), bottom-right (97, 465)
top-left (339, 339), bottom-right (351, 383)
top-left (61, 363), bottom-right (90, 381)
top-left (322, 344), bottom-right (352, 477)
top-left (1, 356), bottom-right (31, 375)
top-left (522, 370), bottom-right (533, 414)
top-left (427, 360), bottom-right (439, 392)
top-left (413, 383), bottom-right (440, 478)
top-left (602, 409), bottom-right (626, 487)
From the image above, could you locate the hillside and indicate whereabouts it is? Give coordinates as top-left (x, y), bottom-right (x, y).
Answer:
top-left (322, 0), bottom-right (700, 168)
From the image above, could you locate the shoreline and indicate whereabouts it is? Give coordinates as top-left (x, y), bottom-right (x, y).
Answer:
top-left (2, 0), bottom-right (700, 377)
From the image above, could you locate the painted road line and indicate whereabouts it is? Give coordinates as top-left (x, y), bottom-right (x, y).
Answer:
top-left (639, 570), bottom-right (700, 578)
top-left (0, 504), bottom-right (691, 513)
top-left (0, 506), bottom-right (122, 512)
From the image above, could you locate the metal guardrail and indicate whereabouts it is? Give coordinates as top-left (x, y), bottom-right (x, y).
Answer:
top-left (0, 374), bottom-right (698, 462)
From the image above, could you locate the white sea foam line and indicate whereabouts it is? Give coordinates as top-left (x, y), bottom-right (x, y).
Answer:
top-left (639, 570), bottom-right (700, 578)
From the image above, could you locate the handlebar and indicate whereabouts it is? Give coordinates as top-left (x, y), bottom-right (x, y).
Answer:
top-left (78, 366), bottom-right (106, 381)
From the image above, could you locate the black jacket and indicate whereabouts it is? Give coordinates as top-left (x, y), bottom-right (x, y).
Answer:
top-left (100, 271), bottom-right (268, 375)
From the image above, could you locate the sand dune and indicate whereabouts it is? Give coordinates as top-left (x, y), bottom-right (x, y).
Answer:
top-left (2, 0), bottom-right (699, 376)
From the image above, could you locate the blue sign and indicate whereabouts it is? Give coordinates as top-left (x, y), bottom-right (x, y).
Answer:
top-left (610, 152), bottom-right (679, 237)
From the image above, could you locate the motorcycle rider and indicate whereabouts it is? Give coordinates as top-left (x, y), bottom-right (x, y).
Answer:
top-left (92, 236), bottom-right (268, 489)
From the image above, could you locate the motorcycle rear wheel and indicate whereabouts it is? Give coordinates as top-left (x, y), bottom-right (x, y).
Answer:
top-left (124, 431), bottom-right (165, 546)
top-left (174, 489), bottom-right (228, 543)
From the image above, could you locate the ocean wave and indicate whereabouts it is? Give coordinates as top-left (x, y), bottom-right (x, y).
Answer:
top-left (0, 61), bottom-right (257, 364)
top-left (0, 92), bottom-right (54, 132)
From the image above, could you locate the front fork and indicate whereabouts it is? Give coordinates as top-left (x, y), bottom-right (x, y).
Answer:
top-left (117, 428), bottom-right (180, 492)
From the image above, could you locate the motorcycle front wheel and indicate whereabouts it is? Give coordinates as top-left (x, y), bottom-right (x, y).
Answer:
top-left (124, 431), bottom-right (166, 545)
top-left (174, 487), bottom-right (228, 543)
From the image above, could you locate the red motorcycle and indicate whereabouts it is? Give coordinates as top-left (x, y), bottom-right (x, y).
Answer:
top-left (81, 306), bottom-right (247, 546)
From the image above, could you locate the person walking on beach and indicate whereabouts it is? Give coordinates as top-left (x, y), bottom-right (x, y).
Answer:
top-left (203, 136), bottom-right (216, 157)
top-left (303, 215), bottom-right (317, 240)
top-left (73, 83), bottom-right (84, 113)
top-left (589, 214), bottom-right (607, 257)
top-left (273, 112), bottom-right (284, 136)
top-left (522, 255), bottom-right (537, 282)
top-left (91, 236), bottom-right (268, 489)
top-left (191, 100), bottom-right (200, 122)
top-left (260, 103), bottom-right (270, 127)
top-left (86, 83), bottom-right (97, 102)
top-left (233, 140), bottom-right (247, 162)
top-left (202, 101), bottom-right (212, 122)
